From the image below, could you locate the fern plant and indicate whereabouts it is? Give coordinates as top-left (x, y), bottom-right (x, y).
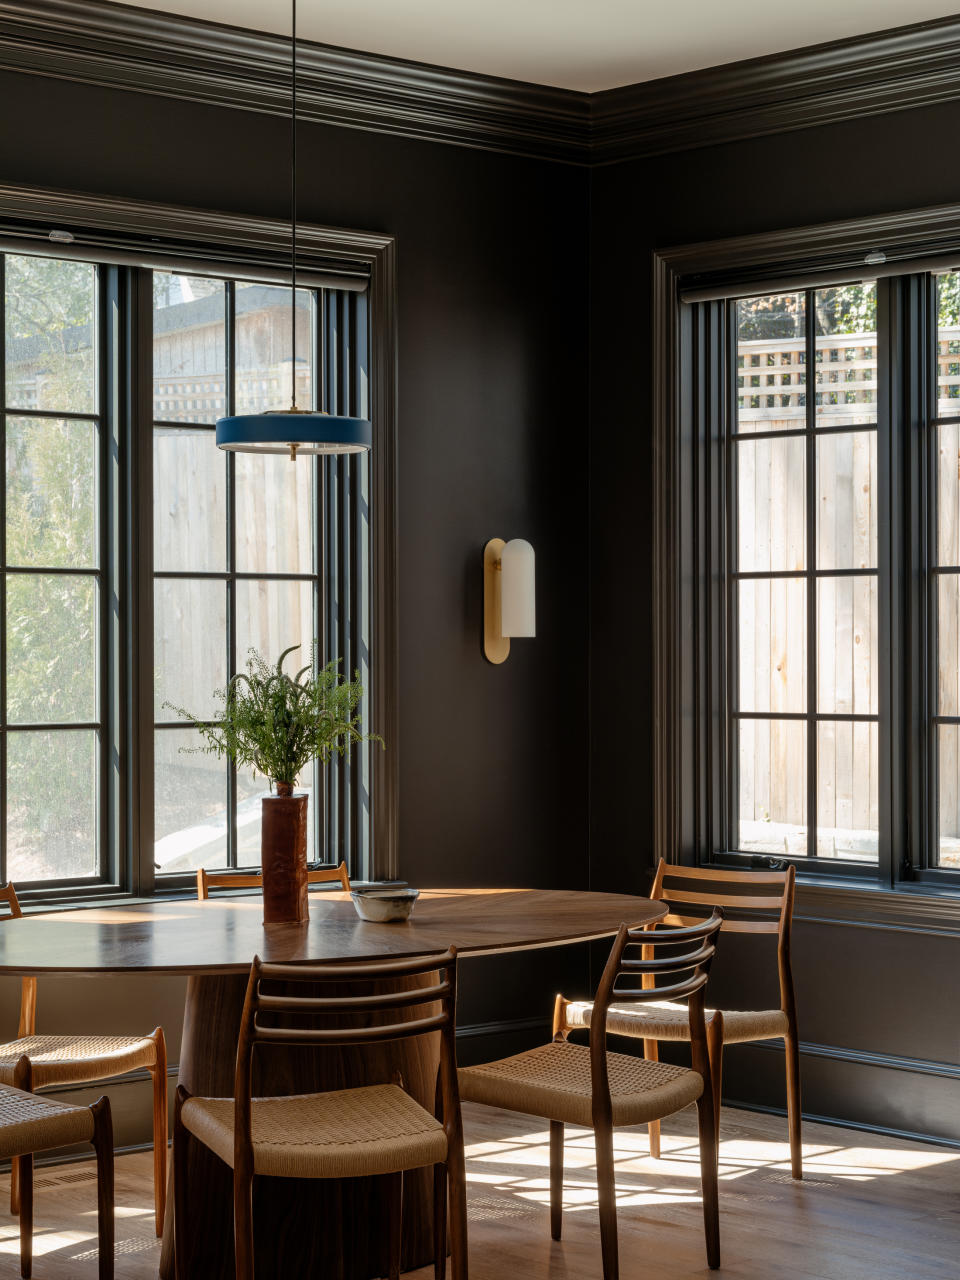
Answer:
top-left (164, 643), bottom-right (379, 790)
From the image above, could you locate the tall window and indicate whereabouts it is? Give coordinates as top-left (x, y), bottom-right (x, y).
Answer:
top-left (0, 249), bottom-right (375, 895)
top-left (734, 285), bottom-right (879, 864)
top-left (2, 255), bottom-right (104, 884)
top-left (933, 272), bottom-right (960, 870)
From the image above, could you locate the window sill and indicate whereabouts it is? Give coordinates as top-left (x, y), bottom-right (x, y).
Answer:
top-left (795, 879), bottom-right (960, 936)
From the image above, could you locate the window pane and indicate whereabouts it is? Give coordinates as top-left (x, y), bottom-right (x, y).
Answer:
top-left (938, 573), bottom-right (960, 716)
top-left (818, 577), bottom-right (878, 716)
top-left (5, 256), bottom-right (96, 414)
top-left (814, 283), bottom-right (877, 427)
top-left (7, 574), bottom-right (97, 723)
top-left (154, 428), bottom-right (226, 572)
top-left (937, 271), bottom-right (960, 418)
top-left (938, 725), bottom-right (960, 868)
top-left (817, 720), bottom-right (878, 860)
top-left (738, 578), bottom-right (806, 713)
top-left (235, 578), bottom-right (314, 672)
top-left (154, 729), bottom-right (228, 874)
top-left (235, 284), bottom-right (313, 414)
top-left (737, 436), bottom-right (805, 572)
top-left (153, 274), bottom-right (225, 424)
top-left (736, 293), bottom-right (805, 434)
top-left (154, 578), bottom-right (227, 720)
top-left (816, 431), bottom-right (877, 570)
top-left (738, 718), bottom-right (807, 855)
top-left (8, 729), bottom-right (98, 879)
top-left (937, 421), bottom-right (960, 565)
top-left (235, 761), bottom-right (316, 867)
top-left (6, 416), bottom-right (98, 569)
top-left (235, 452), bottom-right (314, 574)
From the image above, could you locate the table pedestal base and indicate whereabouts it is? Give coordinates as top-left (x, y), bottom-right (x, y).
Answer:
top-left (159, 972), bottom-right (440, 1279)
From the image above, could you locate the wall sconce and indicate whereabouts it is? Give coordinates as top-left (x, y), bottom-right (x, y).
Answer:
top-left (483, 538), bottom-right (536, 664)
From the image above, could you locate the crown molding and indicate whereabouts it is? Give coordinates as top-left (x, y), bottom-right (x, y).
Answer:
top-left (592, 15), bottom-right (960, 163)
top-left (0, 0), bottom-right (590, 164)
top-left (3, 2), bottom-right (960, 166)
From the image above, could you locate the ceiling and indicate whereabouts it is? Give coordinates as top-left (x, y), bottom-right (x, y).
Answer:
top-left (121, 1), bottom-right (960, 92)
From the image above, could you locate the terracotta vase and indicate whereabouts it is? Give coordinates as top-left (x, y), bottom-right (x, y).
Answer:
top-left (261, 781), bottom-right (309, 925)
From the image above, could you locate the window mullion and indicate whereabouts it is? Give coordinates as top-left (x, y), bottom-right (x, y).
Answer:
top-left (225, 279), bottom-right (238, 870)
top-left (806, 291), bottom-right (818, 859)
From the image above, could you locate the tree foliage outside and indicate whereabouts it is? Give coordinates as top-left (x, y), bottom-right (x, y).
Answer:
top-left (4, 254), bottom-right (99, 881)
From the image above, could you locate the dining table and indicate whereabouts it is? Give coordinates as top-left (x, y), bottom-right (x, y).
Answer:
top-left (0, 886), bottom-right (666, 1279)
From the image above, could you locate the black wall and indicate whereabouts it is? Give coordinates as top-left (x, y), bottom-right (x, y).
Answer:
top-left (0, 67), bottom-right (591, 1145)
top-left (589, 99), bottom-right (960, 1146)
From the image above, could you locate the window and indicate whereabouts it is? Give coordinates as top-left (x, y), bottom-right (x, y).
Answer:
top-left (663, 262), bottom-right (960, 891)
top-left (0, 238), bottom-right (388, 899)
top-left (2, 255), bottom-right (104, 884)
top-left (733, 285), bottom-right (879, 864)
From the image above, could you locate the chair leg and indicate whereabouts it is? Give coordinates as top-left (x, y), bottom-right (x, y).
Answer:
top-left (386, 1171), bottom-right (402, 1280)
top-left (17, 1152), bottom-right (32, 1280)
top-left (784, 1028), bottom-right (803, 1180)
top-left (150, 1027), bottom-right (168, 1236)
top-left (233, 1161), bottom-right (255, 1280)
top-left (433, 1163), bottom-right (448, 1280)
top-left (549, 1120), bottom-right (563, 1241)
top-left (173, 1087), bottom-right (191, 1280)
top-left (696, 1091), bottom-right (720, 1271)
top-left (643, 1039), bottom-right (661, 1158)
top-left (594, 1122), bottom-right (619, 1280)
top-left (447, 1136), bottom-right (469, 1280)
top-left (11, 1154), bottom-right (20, 1216)
top-left (91, 1097), bottom-right (115, 1280)
top-left (706, 1018), bottom-right (724, 1150)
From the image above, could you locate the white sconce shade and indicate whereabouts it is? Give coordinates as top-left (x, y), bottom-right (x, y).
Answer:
top-left (500, 539), bottom-right (536, 637)
top-left (482, 536), bottom-right (536, 663)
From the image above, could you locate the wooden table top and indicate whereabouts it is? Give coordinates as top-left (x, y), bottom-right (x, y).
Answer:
top-left (0, 888), bottom-right (665, 975)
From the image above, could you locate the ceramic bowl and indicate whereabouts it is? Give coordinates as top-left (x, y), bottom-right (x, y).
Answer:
top-left (350, 887), bottom-right (420, 923)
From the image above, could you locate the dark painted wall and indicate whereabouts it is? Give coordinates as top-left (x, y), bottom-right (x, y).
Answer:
top-left (589, 99), bottom-right (960, 1145)
top-left (0, 67), bottom-right (590, 1146)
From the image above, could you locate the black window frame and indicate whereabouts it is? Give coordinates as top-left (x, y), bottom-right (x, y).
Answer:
top-left (654, 216), bottom-right (960, 910)
top-left (0, 186), bottom-right (398, 907)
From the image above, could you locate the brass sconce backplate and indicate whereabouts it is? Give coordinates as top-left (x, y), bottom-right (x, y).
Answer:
top-left (483, 538), bottom-right (510, 664)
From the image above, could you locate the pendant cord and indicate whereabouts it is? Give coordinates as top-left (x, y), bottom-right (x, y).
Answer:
top-left (290, 0), bottom-right (297, 409)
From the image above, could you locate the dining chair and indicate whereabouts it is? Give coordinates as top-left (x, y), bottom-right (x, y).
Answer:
top-left (561, 860), bottom-right (802, 1178)
top-left (196, 861), bottom-right (352, 899)
top-left (0, 1054), bottom-right (114, 1279)
top-left (0, 883), bottom-right (168, 1234)
top-left (174, 947), bottom-right (467, 1280)
top-left (459, 913), bottom-right (724, 1279)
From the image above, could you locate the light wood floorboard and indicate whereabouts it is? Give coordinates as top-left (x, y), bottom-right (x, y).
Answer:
top-left (0, 1104), bottom-right (955, 1278)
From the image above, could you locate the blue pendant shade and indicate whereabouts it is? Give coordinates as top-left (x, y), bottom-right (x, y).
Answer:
top-left (216, 408), bottom-right (372, 457)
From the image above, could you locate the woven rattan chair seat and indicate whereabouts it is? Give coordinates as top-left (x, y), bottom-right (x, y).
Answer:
top-left (564, 999), bottom-right (789, 1045)
top-left (0, 1034), bottom-right (158, 1088)
top-left (0, 1082), bottom-right (94, 1160)
top-left (458, 1039), bottom-right (703, 1127)
top-left (182, 1083), bottom-right (448, 1179)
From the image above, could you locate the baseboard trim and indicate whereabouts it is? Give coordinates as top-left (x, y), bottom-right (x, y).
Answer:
top-left (732, 1098), bottom-right (960, 1152)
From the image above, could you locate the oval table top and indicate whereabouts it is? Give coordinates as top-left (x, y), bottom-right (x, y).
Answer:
top-left (0, 888), bottom-right (665, 975)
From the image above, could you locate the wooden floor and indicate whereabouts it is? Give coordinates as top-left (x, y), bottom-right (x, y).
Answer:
top-left (0, 1103), bottom-right (956, 1279)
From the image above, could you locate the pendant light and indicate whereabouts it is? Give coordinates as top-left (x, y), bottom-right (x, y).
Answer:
top-left (215, 0), bottom-right (372, 461)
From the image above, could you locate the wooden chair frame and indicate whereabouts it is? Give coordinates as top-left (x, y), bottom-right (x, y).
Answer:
top-left (9, 1055), bottom-right (114, 1280)
top-left (554, 912), bottom-right (723, 1277)
top-left (196, 861), bottom-right (352, 900)
top-left (174, 948), bottom-right (467, 1280)
top-left (641, 860), bottom-right (801, 1178)
top-left (0, 884), bottom-right (167, 1234)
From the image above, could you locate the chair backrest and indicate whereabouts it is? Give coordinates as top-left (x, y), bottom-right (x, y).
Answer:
top-left (589, 912), bottom-right (724, 1121)
top-left (196, 861), bottom-right (352, 900)
top-left (232, 948), bottom-right (460, 1173)
top-left (0, 884), bottom-right (37, 1038)
top-left (648, 859), bottom-right (797, 1016)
